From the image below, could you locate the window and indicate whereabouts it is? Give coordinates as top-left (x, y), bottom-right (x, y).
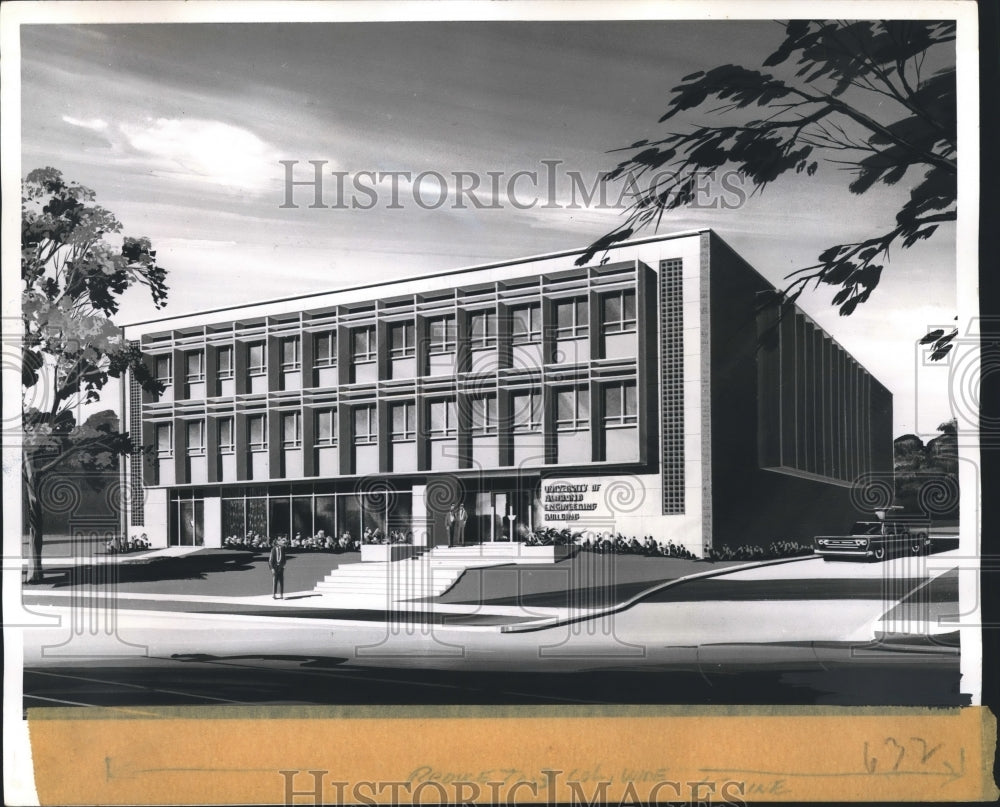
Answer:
top-left (185, 351), bottom-right (205, 383)
top-left (186, 420), bottom-right (205, 455)
top-left (248, 414), bottom-right (267, 451)
top-left (600, 291), bottom-right (637, 334)
top-left (512, 391), bottom-right (542, 432)
top-left (603, 381), bottom-right (638, 426)
top-left (218, 417), bottom-right (235, 454)
top-left (428, 399), bottom-right (457, 437)
top-left (555, 298), bottom-right (589, 339)
top-left (556, 387), bottom-right (590, 431)
top-left (314, 332), bottom-right (335, 367)
top-left (217, 346), bottom-right (234, 379)
top-left (154, 355), bottom-right (172, 384)
top-left (248, 342), bottom-right (266, 375)
top-left (281, 411), bottom-right (301, 449)
top-left (352, 326), bottom-right (376, 363)
top-left (156, 423), bottom-right (173, 457)
top-left (280, 337), bottom-right (301, 371)
top-left (511, 304), bottom-right (541, 344)
top-left (428, 316), bottom-right (457, 353)
top-left (353, 405), bottom-right (377, 445)
top-left (470, 311), bottom-right (497, 349)
top-left (315, 409), bottom-right (337, 446)
top-left (389, 322), bottom-right (415, 358)
top-left (391, 402), bottom-right (416, 441)
top-left (470, 395), bottom-right (498, 435)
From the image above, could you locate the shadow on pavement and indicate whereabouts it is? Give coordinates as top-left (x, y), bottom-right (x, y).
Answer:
top-left (40, 550), bottom-right (260, 587)
top-left (170, 652), bottom-right (350, 669)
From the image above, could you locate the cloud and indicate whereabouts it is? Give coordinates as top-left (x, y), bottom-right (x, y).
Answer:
top-left (153, 237), bottom-right (239, 251)
top-left (118, 117), bottom-right (285, 193)
top-left (62, 115), bottom-right (108, 131)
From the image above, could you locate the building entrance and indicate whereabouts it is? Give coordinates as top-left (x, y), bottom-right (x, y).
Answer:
top-left (422, 477), bottom-right (538, 546)
top-left (171, 499), bottom-right (204, 547)
top-left (461, 484), bottom-right (539, 544)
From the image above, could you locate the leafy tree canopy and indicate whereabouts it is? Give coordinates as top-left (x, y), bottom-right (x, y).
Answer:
top-left (893, 419), bottom-right (958, 518)
top-left (22, 166), bottom-right (167, 418)
top-left (577, 20), bottom-right (957, 356)
top-left (21, 167), bottom-right (168, 582)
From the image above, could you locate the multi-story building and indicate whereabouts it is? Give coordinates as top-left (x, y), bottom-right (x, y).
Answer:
top-left (120, 229), bottom-right (893, 555)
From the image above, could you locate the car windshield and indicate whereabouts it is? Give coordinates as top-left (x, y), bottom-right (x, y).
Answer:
top-left (850, 522), bottom-right (883, 535)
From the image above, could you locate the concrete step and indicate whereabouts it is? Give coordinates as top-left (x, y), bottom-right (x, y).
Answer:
top-left (314, 581), bottom-right (462, 600)
top-left (314, 567), bottom-right (463, 589)
top-left (311, 543), bottom-right (556, 603)
top-left (317, 568), bottom-right (462, 582)
top-left (315, 575), bottom-right (462, 590)
top-left (319, 570), bottom-right (393, 580)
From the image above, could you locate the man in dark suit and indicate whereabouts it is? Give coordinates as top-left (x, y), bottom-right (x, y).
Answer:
top-left (268, 535), bottom-right (288, 599)
top-left (453, 503), bottom-right (468, 546)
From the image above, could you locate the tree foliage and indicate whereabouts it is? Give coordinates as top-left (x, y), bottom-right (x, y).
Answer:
top-left (21, 167), bottom-right (168, 582)
top-left (577, 20), bottom-right (958, 357)
top-left (893, 419), bottom-right (958, 519)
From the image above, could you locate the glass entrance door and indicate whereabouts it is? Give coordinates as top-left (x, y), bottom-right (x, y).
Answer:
top-left (174, 500), bottom-right (204, 546)
top-left (490, 484), bottom-right (537, 541)
top-left (269, 498), bottom-right (291, 539)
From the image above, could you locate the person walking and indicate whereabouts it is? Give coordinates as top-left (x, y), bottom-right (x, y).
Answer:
top-left (268, 535), bottom-right (288, 599)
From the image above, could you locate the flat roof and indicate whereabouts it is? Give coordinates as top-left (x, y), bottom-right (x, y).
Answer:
top-left (123, 229), bottom-right (710, 329)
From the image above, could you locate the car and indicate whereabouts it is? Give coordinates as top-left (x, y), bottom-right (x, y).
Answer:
top-left (814, 520), bottom-right (931, 561)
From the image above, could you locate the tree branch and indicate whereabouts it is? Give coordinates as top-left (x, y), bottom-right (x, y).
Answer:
top-left (788, 86), bottom-right (955, 174)
top-left (34, 433), bottom-right (125, 475)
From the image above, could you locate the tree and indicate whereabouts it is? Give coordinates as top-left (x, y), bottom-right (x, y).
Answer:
top-left (577, 20), bottom-right (958, 358)
top-left (893, 418), bottom-right (959, 519)
top-left (22, 167), bottom-right (168, 583)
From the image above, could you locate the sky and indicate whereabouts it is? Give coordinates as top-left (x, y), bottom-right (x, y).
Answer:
top-left (16, 15), bottom-right (963, 437)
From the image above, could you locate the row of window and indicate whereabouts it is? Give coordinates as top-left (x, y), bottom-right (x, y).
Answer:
top-left (155, 382), bottom-right (638, 457)
top-left (151, 291), bottom-right (637, 388)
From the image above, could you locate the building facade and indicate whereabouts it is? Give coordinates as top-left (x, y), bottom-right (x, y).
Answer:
top-left (121, 230), bottom-right (893, 555)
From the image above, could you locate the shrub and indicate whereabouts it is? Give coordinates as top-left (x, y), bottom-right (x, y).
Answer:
top-left (577, 533), bottom-right (697, 558)
top-left (706, 540), bottom-right (812, 561)
top-left (525, 527), bottom-right (577, 546)
top-left (573, 534), bottom-right (810, 561)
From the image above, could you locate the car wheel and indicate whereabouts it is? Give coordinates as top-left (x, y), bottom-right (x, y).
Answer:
top-left (873, 546), bottom-right (886, 562)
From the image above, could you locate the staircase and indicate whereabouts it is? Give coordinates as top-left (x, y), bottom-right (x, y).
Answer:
top-left (312, 542), bottom-right (568, 606)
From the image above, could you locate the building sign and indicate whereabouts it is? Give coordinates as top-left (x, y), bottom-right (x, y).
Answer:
top-left (536, 474), bottom-right (661, 536)
top-left (542, 482), bottom-right (602, 521)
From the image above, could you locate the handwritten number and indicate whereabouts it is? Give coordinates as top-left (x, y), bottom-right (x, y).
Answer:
top-left (884, 738), bottom-right (905, 772)
top-left (910, 737), bottom-right (943, 764)
top-left (863, 742), bottom-right (877, 773)
top-left (865, 737), bottom-right (954, 777)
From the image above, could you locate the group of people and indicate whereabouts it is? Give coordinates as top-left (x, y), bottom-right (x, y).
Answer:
top-left (105, 533), bottom-right (151, 554)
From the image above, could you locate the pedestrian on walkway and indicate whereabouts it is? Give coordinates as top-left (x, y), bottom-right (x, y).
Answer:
top-left (268, 535), bottom-right (288, 599)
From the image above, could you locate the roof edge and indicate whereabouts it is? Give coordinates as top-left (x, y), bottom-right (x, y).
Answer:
top-left (122, 228), bottom-right (711, 329)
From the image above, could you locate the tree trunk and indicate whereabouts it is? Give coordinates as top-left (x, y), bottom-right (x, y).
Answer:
top-left (24, 460), bottom-right (44, 584)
